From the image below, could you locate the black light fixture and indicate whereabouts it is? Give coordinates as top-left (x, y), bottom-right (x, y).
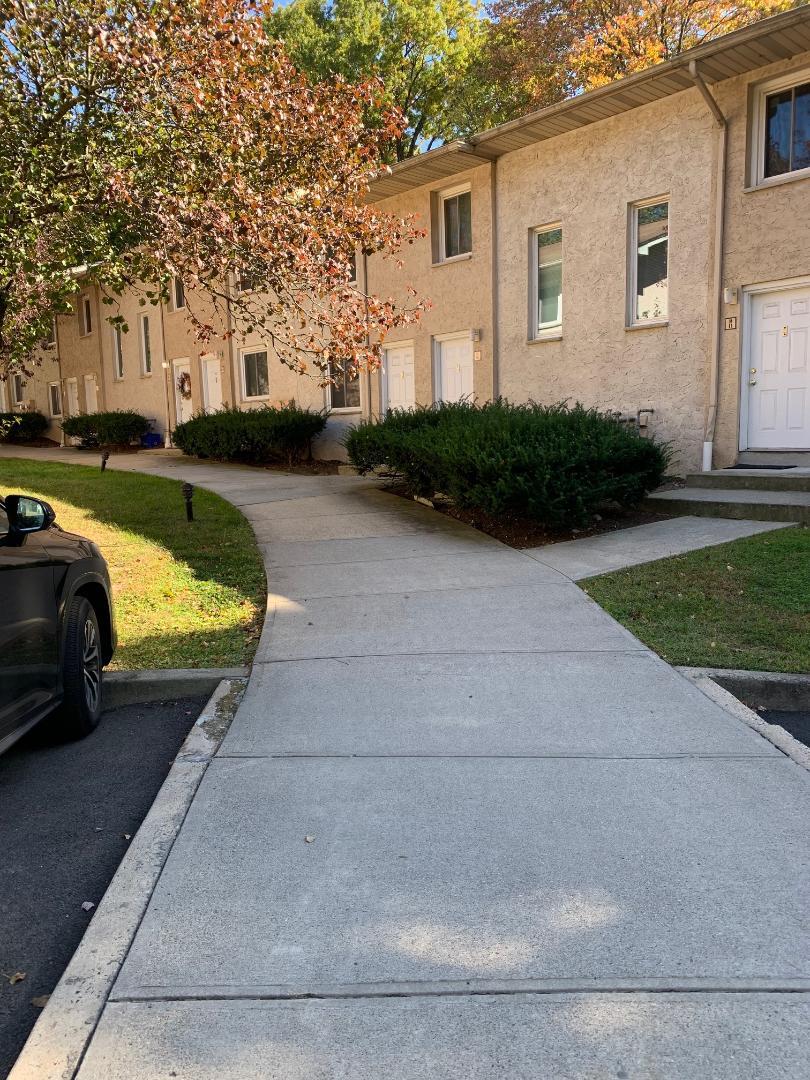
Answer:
top-left (181, 481), bottom-right (194, 522)
top-left (100, 450), bottom-right (110, 472)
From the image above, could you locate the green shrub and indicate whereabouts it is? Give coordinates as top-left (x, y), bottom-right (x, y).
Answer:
top-left (61, 410), bottom-right (150, 448)
top-left (0, 411), bottom-right (49, 442)
top-left (172, 403), bottom-right (328, 466)
top-left (345, 400), bottom-right (672, 528)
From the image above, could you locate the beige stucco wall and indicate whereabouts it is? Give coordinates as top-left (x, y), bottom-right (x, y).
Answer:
top-left (496, 89), bottom-right (716, 476)
top-left (712, 49), bottom-right (810, 467)
top-left (367, 162), bottom-right (495, 417)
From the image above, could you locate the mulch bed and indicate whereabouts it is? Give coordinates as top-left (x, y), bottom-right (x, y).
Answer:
top-left (384, 482), bottom-right (674, 549)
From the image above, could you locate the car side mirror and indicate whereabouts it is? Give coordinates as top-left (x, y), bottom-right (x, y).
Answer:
top-left (5, 495), bottom-right (56, 534)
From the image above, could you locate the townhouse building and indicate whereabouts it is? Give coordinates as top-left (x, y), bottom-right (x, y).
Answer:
top-left (12, 7), bottom-right (810, 473)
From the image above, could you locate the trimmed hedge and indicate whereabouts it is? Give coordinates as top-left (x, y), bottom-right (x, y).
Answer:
top-left (61, 410), bottom-right (150, 448)
top-left (172, 404), bottom-right (328, 466)
top-left (345, 400), bottom-right (671, 528)
top-left (0, 411), bottom-right (49, 442)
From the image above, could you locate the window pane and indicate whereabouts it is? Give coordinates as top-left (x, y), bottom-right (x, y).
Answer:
top-left (174, 277), bottom-right (185, 309)
top-left (765, 89), bottom-right (793, 177)
top-left (635, 202), bottom-right (668, 322)
top-left (49, 384), bottom-right (61, 415)
top-left (537, 228), bottom-right (562, 329)
top-left (114, 328), bottom-right (124, 377)
top-left (142, 317), bottom-right (152, 373)
top-left (244, 351), bottom-right (268, 398)
top-left (330, 363), bottom-right (360, 409)
top-left (793, 82), bottom-right (810, 172)
top-left (444, 196), bottom-right (460, 259)
top-left (457, 191), bottom-right (472, 255)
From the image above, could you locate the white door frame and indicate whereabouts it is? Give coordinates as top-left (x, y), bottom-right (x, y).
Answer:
top-left (739, 273), bottom-right (810, 452)
top-left (432, 330), bottom-right (474, 403)
top-left (201, 354), bottom-right (222, 413)
top-left (65, 377), bottom-right (80, 416)
top-left (380, 339), bottom-right (415, 415)
top-left (172, 357), bottom-right (192, 426)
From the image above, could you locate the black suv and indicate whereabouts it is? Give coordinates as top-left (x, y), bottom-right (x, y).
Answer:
top-left (0, 494), bottom-right (116, 753)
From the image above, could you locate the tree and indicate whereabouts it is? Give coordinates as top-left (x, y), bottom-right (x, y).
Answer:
top-left (0, 0), bottom-right (424, 381)
top-left (485, 1), bottom-right (801, 112)
top-left (268, 0), bottom-right (495, 161)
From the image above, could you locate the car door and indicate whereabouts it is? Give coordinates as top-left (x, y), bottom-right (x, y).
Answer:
top-left (0, 501), bottom-right (60, 747)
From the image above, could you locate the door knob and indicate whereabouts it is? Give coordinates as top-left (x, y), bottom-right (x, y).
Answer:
top-left (749, 379), bottom-right (757, 386)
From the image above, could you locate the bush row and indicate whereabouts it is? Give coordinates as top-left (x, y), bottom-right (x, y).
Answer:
top-left (0, 411), bottom-right (49, 442)
top-left (345, 400), bottom-right (671, 528)
top-left (61, 410), bottom-right (150, 448)
top-left (172, 404), bottom-right (328, 466)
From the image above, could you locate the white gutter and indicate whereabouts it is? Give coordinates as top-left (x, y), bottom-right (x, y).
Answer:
top-left (688, 60), bottom-right (727, 473)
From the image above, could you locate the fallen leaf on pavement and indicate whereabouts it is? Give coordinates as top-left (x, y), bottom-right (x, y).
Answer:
top-left (81, 901), bottom-right (95, 912)
top-left (31, 995), bottom-right (50, 1009)
top-left (304, 835), bottom-right (315, 844)
top-left (2, 971), bottom-right (26, 985)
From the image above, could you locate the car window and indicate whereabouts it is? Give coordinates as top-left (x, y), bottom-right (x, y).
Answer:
top-left (0, 504), bottom-right (8, 538)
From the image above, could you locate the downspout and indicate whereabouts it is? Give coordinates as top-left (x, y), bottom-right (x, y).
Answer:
top-left (688, 60), bottom-right (727, 473)
top-left (54, 314), bottom-right (65, 445)
top-left (158, 302), bottom-right (172, 446)
top-left (490, 157), bottom-right (500, 400)
top-left (363, 251), bottom-right (372, 419)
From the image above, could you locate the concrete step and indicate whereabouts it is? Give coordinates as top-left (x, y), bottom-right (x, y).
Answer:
top-left (646, 486), bottom-right (810, 524)
top-left (686, 470), bottom-right (810, 492)
top-left (738, 451), bottom-right (810, 467)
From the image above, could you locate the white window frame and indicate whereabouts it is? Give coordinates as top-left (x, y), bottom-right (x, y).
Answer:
top-left (48, 381), bottom-right (63, 417)
top-left (11, 372), bottom-right (25, 407)
top-left (240, 347), bottom-right (270, 401)
top-left (45, 316), bottom-right (57, 349)
top-left (113, 325), bottom-right (124, 380)
top-left (627, 195), bottom-right (670, 328)
top-left (169, 276), bottom-right (186, 311)
top-left (438, 183), bottom-right (472, 264)
top-left (530, 223), bottom-right (563, 340)
top-left (750, 67), bottom-right (810, 189)
top-left (326, 360), bottom-right (362, 413)
top-left (79, 295), bottom-right (93, 337)
top-left (140, 314), bottom-right (153, 375)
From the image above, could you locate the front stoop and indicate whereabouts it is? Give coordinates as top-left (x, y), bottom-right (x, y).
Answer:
top-left (646, 470), bottom-right (810, 523)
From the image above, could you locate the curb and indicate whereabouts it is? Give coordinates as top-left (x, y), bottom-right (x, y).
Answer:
top-left (680, 669), bottom-right (810, 772)
top-left (103, 667), bottom-right (250, 709)
top-left (678, 666), bottom-right (810, 713)
top-left (8, 678), bottom-right (247, 1080)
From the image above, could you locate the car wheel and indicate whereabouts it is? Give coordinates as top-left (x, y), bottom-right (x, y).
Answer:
top-left (59, 596), bottom-right (103, 738)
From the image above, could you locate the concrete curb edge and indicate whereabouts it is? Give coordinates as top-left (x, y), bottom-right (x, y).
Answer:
top-left (678, 666), bottom-right (810, 713)
top-left (680, 669), bottom-right (810, 772)
top-left (103, 668), bottom-right (250, 709)
top-left (8, 677), bottom-right (247, 1080)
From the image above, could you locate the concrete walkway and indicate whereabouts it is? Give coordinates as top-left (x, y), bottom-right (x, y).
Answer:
top-left (3, 447), bottom-right (810, 1078)
top-left (526, 515), bottom-right (792, 580)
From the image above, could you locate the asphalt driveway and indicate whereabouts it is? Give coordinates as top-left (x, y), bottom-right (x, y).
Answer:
top-left (0, 697), bottom-right (205, 1078)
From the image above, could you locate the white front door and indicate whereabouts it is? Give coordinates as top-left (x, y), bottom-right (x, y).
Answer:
top-left (385, 344), bottom-right (415, 412)
top-left (747, 285), bottom-right (810, 450)
top-left (436, 334), bottom-right (474, 403)
top-left (173, 360), bottom-right (193, 425)
top-left (84, 374), bottom-right (98, 414)
top-left (202, 356), bottom-right (223, 413)
top-left (66, 378), bottom-right (79, 416)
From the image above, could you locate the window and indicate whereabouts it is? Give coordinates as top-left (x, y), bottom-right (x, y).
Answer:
top-left (48, 382), bottom-right (62, 417)
top-left (348, 253), bottom-right (357, 284)
top-left (328, 361), bottom-right (361, 411)
top-left (629, 199), bottom-right (669, 325)
top-left (533, 225), bottom-right (563, 336)
top-left (171, 276), bottom-right (185, 310)
top-left (44, 317), bottom-right (57, 349)
top-left (113, 326), bottom-right (124, 379)
top-left (440, 186), bottom-right (472, 261)
top-left (241, 349), bottom-right (269, 399)
top-left (763, 79), bottom-right (810, 179)
top-left (236, 271), bottom-right (257, 293)
top-left (140, 315), bottom-right (152, 374)
top-left (12, 373), bottom-right (25, 406)
top-left (79, 296), bottom-right (93, 336)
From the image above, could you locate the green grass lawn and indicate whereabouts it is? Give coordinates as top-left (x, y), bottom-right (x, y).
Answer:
top-left (584, 525), bottom-right (810, 673)
top-left (0, 459), bottom-right (266, 670)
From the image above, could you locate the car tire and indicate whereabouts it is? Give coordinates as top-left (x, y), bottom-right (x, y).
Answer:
top-left (59, 596), bottom-right (103, 739)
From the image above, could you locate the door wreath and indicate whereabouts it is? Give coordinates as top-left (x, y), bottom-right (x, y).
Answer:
top-left (176, 371), bottom-right (192, 400)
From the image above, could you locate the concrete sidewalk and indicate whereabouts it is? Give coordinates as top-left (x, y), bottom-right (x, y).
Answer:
top-left (4, 447), bottom-right (810, 1079)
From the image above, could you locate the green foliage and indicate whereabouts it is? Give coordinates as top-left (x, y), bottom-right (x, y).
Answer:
top-left (172, 404), bottom-right (328, 466)
top-left (346, 400), bottom-right (671, 527)
top-left (0, 411), bottom-right (48, 442)
top-left (268, 0), bottom-right (497, 159)
top-left (61, 410), bottom-right (150, 448)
